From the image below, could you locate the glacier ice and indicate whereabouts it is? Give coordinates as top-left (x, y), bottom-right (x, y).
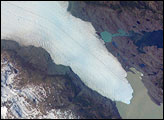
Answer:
top-left (1, 106), bottom-right (7, 119)
top-left (1, 1), bottom-right (133, 104)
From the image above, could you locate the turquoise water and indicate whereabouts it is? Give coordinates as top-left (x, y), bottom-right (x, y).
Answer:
top-left (100, 29), bottom-right (129, 42)
top-left (100, 31), bottom-right (113, 42)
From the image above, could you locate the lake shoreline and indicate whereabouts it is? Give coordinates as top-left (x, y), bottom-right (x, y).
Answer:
top-left (116, 68), bottom-right (163, 119)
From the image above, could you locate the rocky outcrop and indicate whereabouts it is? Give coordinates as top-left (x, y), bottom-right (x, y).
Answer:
top-left (1, 40), bottom-right (70, 76)
top-left (1, 40), bottom-right (121, 119)
top-left (68, 1), bottom-right (163, 105)
top-left (68, 1), bottom-right (163, 34)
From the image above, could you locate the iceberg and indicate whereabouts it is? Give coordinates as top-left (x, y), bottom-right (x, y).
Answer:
top-left (1, 1), bottom-right (133, 104)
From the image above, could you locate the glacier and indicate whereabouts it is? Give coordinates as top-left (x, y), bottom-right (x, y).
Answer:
top-left (1, 1), bottom-right (133, 104)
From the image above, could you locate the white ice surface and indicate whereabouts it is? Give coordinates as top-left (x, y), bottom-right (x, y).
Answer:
top-left (1, 1), bottom-right (133, 104)
top-left (1, 60), bottom-right (78, 119)
top-left (1, 106), bottom-right (8, 119)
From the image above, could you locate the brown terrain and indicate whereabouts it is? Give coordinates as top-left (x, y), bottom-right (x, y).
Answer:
top-left (1, 1), bottom-right (163, 118)
top-left (68, 1), bottom-right (163, 105)
top-left (1, 40), bottom-right (121, 119)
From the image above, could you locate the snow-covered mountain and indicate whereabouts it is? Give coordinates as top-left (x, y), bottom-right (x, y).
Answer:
top-left (1, 52), bottom-right (78, 119)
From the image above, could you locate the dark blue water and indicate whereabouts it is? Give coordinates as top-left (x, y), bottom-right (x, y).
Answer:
top-left (135, 30), bottom-right (163, 48)
top-left (139, 64), bottom-right (145, 68)
top-left (112, 41), bottom-right (118, 48)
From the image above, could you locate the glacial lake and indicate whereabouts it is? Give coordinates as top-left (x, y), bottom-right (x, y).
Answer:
top-left (116, 68), bottom-right (163, 119)
top-left (100, 29), bottom-right (129, 42)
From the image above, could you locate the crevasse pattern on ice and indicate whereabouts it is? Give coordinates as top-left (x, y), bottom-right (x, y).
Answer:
top-left (1, 1), bottom-right (133, 104)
